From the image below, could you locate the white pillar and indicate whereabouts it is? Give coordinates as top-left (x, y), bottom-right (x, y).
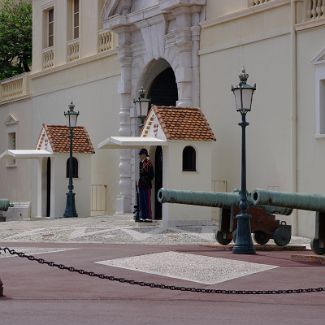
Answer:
top-left (174, 8), bottom-right (193, 106)
top-left (115, 28), bottom-right (133, 214)
top-left (191, 10), bottom-right (201, 107)
top-left (54, 0), bottom-right (68, 66)
top-left (36, 159), bottom-right (43, 217)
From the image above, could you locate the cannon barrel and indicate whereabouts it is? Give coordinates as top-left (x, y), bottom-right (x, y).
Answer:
top-left (157, 188), bottom-right (239, 207)
top-left (0, 199), bottom-right (12, 211)
top-left (158, 188), bottom-right (292, 215)
top-left (252, 189), bottom-right (325, 212)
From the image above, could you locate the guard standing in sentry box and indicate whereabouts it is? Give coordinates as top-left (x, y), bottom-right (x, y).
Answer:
top-left (137, 148), bottom-right (154, 222)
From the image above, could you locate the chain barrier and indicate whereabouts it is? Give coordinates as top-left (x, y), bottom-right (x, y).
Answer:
top-left (1, 246), bottom-right (324, 295)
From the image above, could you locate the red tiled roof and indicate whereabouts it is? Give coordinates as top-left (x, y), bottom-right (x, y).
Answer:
top-left (41, 124), bottom-right (95, 154)
top-left (148, 106), bottom-right (216, 141)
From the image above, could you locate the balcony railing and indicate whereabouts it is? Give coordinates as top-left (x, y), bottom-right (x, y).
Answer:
top-left (306, 0), bottom-right (325, 20)
top-left (98, 30), bottom-right (114, 53)
top-left (42, 47), bottom-right (54, 69)
top-left (248, 0), bottom-right (272, 6)
top-left (67, 39), bottom-right (80, 62)
top-left (0, 73), bottom-right (30, 103)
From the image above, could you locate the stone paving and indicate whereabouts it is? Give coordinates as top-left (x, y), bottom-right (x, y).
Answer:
top-left (1, 214), bottom-right (323, 325)
top-left (97, 251), bottom-right (278, 284)
top-left (0, 214), bottom-right (311, 247)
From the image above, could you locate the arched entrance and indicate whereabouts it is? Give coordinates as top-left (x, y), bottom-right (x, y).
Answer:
top-left (148, 67), bottom-right (178, 107)
top-left (147, 65), bottom-right (178, 219)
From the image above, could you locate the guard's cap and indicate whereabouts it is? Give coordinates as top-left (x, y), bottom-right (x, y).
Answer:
top-left (138, 148), bottom-right (149, 156)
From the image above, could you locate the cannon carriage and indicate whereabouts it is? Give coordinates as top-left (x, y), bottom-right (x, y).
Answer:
top-left (217, 206), bottom-right (291, 247)
top-left (252, 189), bottom-right (325, 255)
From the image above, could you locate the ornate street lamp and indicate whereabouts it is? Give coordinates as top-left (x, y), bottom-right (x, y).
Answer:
top-left (231, 68), bottom-right (256, 254)
top-left (63, 101), bottom-right (79, 218)
top-left (133, 87), bottom-right (151, 128)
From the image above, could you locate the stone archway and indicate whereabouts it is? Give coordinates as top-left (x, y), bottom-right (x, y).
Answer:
top-left (146, 63), bottom-right (178, 219)
top-left (148, 67), bottom-right (178, 107)
top-left (103, 0), bottom-right (206, 213)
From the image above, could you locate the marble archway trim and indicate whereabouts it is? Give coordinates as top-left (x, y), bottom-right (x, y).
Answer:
top-left (103, 0), bottom-right (206, 213)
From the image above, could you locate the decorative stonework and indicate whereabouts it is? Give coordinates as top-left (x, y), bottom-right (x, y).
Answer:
top-left (4, 114), bottom-right (19, 126)
top-left (103, 0), bottom-right (206, 213)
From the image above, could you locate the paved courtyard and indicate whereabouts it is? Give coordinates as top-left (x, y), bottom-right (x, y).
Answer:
top-left (0, 215), bottom-right (323, 325)
top-left (0, 214), bottom-right (311, 246)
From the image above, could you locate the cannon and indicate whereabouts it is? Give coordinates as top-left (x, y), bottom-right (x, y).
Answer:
top-left (157, 188), bottom-right (292, 247)
top-left (0, 199), bottom-right (11, 211)
top-left (219, 206), bottom-right (291, 246)
top-left (253, 189), bottom-right (325, 255)
top-left (0, 199), bottom-right (13, 222)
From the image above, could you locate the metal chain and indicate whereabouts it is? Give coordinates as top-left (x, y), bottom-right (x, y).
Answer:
top-left (1, 246), bottom-right (324, 295)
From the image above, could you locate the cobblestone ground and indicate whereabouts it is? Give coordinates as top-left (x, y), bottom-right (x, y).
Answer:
top-left (0, 214), bottom-right (311, 246)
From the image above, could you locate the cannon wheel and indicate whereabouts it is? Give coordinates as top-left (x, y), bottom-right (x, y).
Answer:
top-left (215, 231), bottom-right (232, 245)
top-left (254, 231), bottom-right (270, 245)
top-left (310, 239), bottom-right (325, 255)
top-left (273, 226), bottom-right (291, 246)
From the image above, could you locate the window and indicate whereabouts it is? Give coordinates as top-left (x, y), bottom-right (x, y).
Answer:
top-left (73, 0), bottom-right (79, 39)
top-left (98, 0), bottom-right (106, 28)
top-left (66, 157), bottom-right (79, 178)
top-left (182, 146), bottom-right (196, 171)
top-left (48, 8), bottom-right (54, 47)
top-left (68, 0), bottom-right (79, 40)
top-left (8, 132), bottom-right (16, 166)
top-left (43, 8), bottom-right (54, 48)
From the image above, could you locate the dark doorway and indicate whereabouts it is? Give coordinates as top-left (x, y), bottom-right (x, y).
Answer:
top-left (148, 66), bottom-right (178, 220)
top-left (154, 146), bottom-right (163, 220)
top-left (46, 158), bottom-right (51, 217)
top-left (148, 67), bottom-right (178, 107)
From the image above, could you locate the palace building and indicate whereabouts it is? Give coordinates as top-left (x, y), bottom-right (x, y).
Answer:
top-left (0, 0), bottom-right (325, 237)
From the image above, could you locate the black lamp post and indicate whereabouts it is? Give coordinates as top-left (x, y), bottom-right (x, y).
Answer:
top-left (231, 68), bottom-right (256, 254)
top-left (133, 87), bottom-right (151, 129)
top-left (63, 101), bottom-right (79, 218)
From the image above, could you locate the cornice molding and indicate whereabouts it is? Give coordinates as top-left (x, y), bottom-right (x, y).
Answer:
top-left (201, 0), bottom-right (290, 29)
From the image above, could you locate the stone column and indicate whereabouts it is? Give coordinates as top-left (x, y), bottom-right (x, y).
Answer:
top-left (115, 28), bottom-right (132, 214)
top-left (36, 158), bottom-right (43, 217)
top-left (191, 10), bottom-right (201, 107)
top-left (174, 8), bottom-right (193, 107)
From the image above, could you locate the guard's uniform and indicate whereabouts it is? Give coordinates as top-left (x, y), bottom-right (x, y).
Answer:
top-left (138, 157), bottom-right (154, 220)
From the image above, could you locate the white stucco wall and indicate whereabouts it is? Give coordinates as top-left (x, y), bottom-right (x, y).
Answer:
top-left (200, 3), bottom-right (293, 228)
top-left (0, 98), bottom-right (34, 202)
top-left (30, 61), bottom-right (121, 215)
top-left (162, 141), bottom-right (214, 227)
top-left (205, 0), bottom-right (247, 20)
top-left (295, 27), bottom-right (325, 237)
top-left (32, 0), bottom-right (102, 72)
top-left (50, 153), bottom-right (91, 218)
top-left (201, 34), bottom-right (292, 191)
